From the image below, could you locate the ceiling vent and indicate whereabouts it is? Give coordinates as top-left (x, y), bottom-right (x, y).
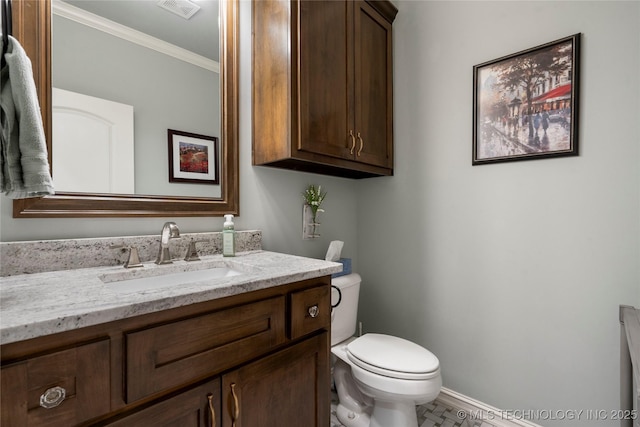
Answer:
top-left (157, 0), bottom-right (201, 20)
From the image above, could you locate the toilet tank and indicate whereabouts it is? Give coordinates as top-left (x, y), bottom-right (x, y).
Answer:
top-left (331, 273), bottom-right (361, 346)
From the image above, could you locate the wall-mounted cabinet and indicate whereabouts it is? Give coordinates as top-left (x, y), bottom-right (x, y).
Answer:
top-left (252, 0), bottom-right (397, 179)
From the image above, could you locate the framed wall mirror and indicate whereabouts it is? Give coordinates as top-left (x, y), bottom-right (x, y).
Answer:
top-left (12, 0), bottom-right (239, 217)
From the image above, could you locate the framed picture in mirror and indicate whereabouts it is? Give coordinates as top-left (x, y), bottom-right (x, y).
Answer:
top-left (168, 129), bottom-right (219, 184)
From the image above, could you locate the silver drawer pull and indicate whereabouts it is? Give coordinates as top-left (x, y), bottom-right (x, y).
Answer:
top-left (40, 386), bottom-right (66, 409)
top-left (308, 305), bottom-right (319, 318)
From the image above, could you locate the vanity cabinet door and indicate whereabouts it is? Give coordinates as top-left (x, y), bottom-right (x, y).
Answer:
top-left (0, 338), bottom-right (110, 427)
top-left (220, 332), bottom-right (330, 427)
top-left (105, 378), bottom-right (220, 427)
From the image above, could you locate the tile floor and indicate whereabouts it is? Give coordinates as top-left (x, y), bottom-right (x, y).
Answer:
top-left (331, 394), bottom-right (499, 427)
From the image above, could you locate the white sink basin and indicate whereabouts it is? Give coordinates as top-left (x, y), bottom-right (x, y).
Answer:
top-left (101, 266), bottom-right (243, 293)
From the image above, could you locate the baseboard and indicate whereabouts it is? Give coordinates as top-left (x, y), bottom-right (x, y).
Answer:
top-left (436, 387), bottom-right (543, 427)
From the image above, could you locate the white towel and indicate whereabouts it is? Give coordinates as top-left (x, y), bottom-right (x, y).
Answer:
top-left (0, 35), bottom-right (54, 199)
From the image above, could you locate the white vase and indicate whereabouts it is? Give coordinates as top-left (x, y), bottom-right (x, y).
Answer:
top-left (302, 204), bottom-right (320, 239)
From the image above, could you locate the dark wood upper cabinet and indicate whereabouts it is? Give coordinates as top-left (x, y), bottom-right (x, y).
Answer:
top-left (252, 0), bottom-right (397, 179)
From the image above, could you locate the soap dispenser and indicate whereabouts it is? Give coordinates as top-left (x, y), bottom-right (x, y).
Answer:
top-left (222, 214), bottom-right (236, 257)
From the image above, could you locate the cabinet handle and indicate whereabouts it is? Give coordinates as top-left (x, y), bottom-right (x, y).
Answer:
top-left (349, 130), bottom-right (356, 154)
top-left (231, 383), bottom-right (239, 427)
top-left (39, 386), bottom-right (66, 409)
top-left (308, 304), bottom-right (319, 318)
top-left (207, 393), bottom-right (216, 427)
top-left (356, 132), bottom-right (364, 156)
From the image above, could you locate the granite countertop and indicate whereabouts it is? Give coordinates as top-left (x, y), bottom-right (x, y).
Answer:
top-left (0, 250), bottom-right (342, 345)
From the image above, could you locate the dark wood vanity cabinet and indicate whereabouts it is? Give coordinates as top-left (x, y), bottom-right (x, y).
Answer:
top-left (0, 278), bottom-right (331, 427)
top-left (252, 0), bottom-right (397, 179)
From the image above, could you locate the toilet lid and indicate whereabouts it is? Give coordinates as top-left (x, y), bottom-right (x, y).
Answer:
top-left (346, 334), bottom-right (439, 380)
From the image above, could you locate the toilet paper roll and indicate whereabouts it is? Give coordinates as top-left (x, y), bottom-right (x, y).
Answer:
top-left (325, 240), bottom-right (344, 262)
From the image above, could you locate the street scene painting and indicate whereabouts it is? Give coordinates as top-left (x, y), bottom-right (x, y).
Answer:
top-left (473, 34), bottom-right (580, 165)
top-left (168, 129), bottom-right (219, 184)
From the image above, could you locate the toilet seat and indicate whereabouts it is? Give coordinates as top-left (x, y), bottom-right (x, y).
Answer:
top-left (346, 334), bottom-right (439, 380)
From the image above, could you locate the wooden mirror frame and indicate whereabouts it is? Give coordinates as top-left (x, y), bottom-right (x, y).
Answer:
top-left (12, 0), bottom-right (239, 218)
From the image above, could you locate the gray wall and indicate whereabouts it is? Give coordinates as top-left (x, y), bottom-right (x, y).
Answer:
top-left (1, 1), bottom-right (639, 423)
top-left (357, 1), bottom-right (639, 425)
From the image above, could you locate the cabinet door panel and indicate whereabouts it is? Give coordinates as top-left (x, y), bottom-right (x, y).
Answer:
top-left (0, 339), bottom-right (110, 427)
top-left (354, 1), bottom-right (393, 168)
top-left (106, 378), bottom-right (220, 427)
top-left (221, 333), bottom-right (330, 427)
top-left (298, 1), bottom-right (353, 160)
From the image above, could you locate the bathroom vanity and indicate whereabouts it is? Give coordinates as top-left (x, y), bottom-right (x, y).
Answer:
top-left (0, 246), bottom-right (341, 426)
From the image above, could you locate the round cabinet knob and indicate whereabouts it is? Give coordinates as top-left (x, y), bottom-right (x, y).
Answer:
top-left (308, 305), bottom-right (319, 318)
top-left (40, 386), bottom-right (66, 409)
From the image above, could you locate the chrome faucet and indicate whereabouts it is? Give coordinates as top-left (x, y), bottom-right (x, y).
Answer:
top-left (155, 222), bottom-right (181, 264)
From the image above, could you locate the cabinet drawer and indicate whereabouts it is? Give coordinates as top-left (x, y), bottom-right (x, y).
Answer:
top-left (0, 338), bottom-right (110, 427)
top-left (125, 296), bottom-right (286, 402)
top-left (289, 285), bottom-right (330, 340)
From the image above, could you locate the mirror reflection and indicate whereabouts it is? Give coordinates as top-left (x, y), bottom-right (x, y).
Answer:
top-left (51, 0), bottom-right (221, 198)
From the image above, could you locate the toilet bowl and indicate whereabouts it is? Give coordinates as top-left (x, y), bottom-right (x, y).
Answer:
top-left (331, 274), bottom-right (442, 427)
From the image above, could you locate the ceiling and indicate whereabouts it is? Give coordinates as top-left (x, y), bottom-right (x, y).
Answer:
top-left (61, 0), bottom-right (220, 61)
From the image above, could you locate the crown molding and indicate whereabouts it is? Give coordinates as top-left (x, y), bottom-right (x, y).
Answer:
top-left (52, 0), bottom-right (219, 73)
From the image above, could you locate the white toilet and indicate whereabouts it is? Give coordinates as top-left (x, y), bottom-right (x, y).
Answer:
top-left (331, 274), bottom-right (442, 427)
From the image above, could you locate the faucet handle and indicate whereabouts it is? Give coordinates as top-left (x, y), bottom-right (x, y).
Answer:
top-left (184, 239), bottom-right (207, 262)
top-left (125, 247), bottom-right (144, 268)
top-left (110, 244), bottom-right (144, 269)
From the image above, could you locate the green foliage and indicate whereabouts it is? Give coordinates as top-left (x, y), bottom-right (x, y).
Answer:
top-left (302, 184), bottom-right (327, 217)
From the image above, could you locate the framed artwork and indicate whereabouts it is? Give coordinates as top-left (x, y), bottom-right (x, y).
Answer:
top-left (473, 34), bottom-right (580, 165)
top-left (168, 129), bottom-right (219, 184)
